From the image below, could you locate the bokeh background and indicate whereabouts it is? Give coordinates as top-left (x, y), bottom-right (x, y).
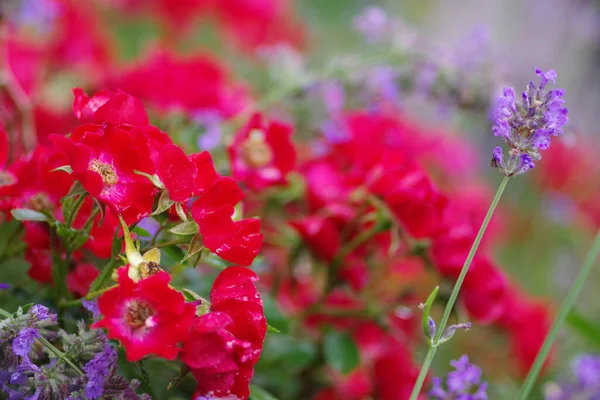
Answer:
top-left (2, 0), bottom-right (600, 399)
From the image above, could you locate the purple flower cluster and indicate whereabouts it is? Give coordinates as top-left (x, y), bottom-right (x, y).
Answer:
top-left (545, 354), bottom-right (600, 399)
top-left (1, 304), bottom-right (151, 399)
top-left (430, 355), bottom-right (488, 400)
top-left (84, 344), bottom-right (117, 399)
top-left (353, 6), bottom-right (389, 44)
top-left (491, 68), bottom-right (568, 176)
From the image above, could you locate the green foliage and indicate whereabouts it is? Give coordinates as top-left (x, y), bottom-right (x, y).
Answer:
top-left (323, 331), bottom-right (360, 374)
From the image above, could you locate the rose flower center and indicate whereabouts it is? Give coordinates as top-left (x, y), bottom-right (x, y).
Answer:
top-left (89, 159), bottom-right (118, 186)
top-left (0, 171), bottom-right (16, 187)
top-left (28, 193), bottom-right (54, 212)
top-left (124, 300), bottom-right (156, 330)
top-left (241, 129), bottom-right (273, 168)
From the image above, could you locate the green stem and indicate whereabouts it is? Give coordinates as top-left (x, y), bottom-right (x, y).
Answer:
top-left (88, 257), bottom-right (121, 292)
top-left (50, 230), bottom-right (68, 301)
top-left (140, 238), bottom-right (187, 253)
top-left (81, 206), bottom-right (101, 232)
top-left (326, 219), bottom-right (391, 290)
top-left (409, 175), bottom-right (509, 400)
top-left (515, 229), bottom-right (600, 400)
top-left (60, 284), bottom-right (118, 307)
top-left (0, 307), bottom-right (84, 375)
top-left (66, 194), bottom-right (86, 227)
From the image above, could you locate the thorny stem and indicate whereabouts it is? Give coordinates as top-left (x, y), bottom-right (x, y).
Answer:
top-left (409, 175), bottom-right (509, 400)
top-left (0, 21), bottom-right (36, 154)
top-left (0, 307), bottom-right (84, 375)
top-left (515, 229), bottom-right (600, 400)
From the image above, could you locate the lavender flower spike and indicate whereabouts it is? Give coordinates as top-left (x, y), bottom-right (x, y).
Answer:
top-left (491, 68), bottom-right (568, 176)
top-left (84, 344), bottom-right (118, 399)
top-left (430, 355), bottom-right (488, 400)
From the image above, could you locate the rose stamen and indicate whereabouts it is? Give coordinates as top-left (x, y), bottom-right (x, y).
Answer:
top-left (240, 129), bottom-right (273, 168)
top-left (124, 300), bottom-right (155, 330)
top-left (89, 159), bottom-right (118, 186)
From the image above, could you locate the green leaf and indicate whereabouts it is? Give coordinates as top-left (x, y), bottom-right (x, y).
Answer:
top-left (132, 226), bottom-right (152, 238)
top-left (134, 170), bottom-right (164, 189)
top-left (175, 202), bottom-right (188, 221)
top-left (62, 181), bottom-right (87, 201)
top-left (267, 324), bottom-right (281, 333)
top-left (111, 229), bottom-right (121, 258)
top-left (151, 190), bottom-right (174, 216)
top-left (262, 296), bottom-right (289, 334)
top-left (182, 233), bottom-right (204, 263)
top-left (167, 364), bottom-right (190, 391)
top-left (70, 233), bottom-right (90, 250)
top-left (421, 286), bottom-right (439, 341)
top-left (136, 361), bottom-right (153, 389)
top-left (162, 244), bottom-right (185, 262)
top-left (179, 287), bottom-right (204, 302)
top-left (11, 208), bottom-right (49, 222)
top-left (170, 221), bottom-right (199, 236)
top-left (93, 198), bottom-right (106, 226)
top-left (323, 331), bottom-right (360, 374)
top-left (50, 165), bottom-right (73, 174)
top-left (567, 309), bottom-right (600, 348)
top-left (250, 384), bottom-right (279, 400)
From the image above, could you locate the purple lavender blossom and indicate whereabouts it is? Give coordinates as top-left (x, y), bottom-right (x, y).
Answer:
top-left (134, 217), bottom-right (160, 241)
top-left (12, 328), bottom-right (39, 359)
top-left (84, 344), bottom-right (117, 399)
top-left (545, 354), bottom-right (600, 399)
top-left (321, 81), bottom-right (345, 115)
top-left (0, 283), bottom-right (9, 290)
top-left (29, 305), bottom-right (55, 323)
top-left (82, 300), bottom-right (101, 322)
top-left (491, 68), bottom-right (568, 176)
top-left (430, 355), bottom-right (488, 400)
top-left (321, 119), bottom-right (349, 144)
top-left (365, 67), bottom-right (400, 105)
top-left (194, 110), bottom-right (223, 150)
top-left (353, 6), bottom-right (389, 43)
top-left (12, 0), bottom-right (58, 33)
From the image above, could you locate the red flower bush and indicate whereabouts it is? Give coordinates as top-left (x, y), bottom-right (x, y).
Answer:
top-left (93, 267), bottom-right (196, 361)
top-left (51, 89), bottom-right (169, 223)
top-left (181, 266), bottom-right (267, 399)
top-left (229, 113), bottom-right (296, 191)
top-left (106, 50), bottom-right (250, 118)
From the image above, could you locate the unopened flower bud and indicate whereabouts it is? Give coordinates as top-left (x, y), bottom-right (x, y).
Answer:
top-left (439, 322), bottom-right (472, 344)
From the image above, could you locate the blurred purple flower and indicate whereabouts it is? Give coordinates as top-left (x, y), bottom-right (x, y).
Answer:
top-left (0, 283), bottom-right (9, 290)
top-left (135, 217), bottom-right (160, 240)
top-left (353, 6), bottom-right (389, 43)
top-left (193, 110), bottom-right (223, 150)
top-left (14, 0), bottom-right (59, 33)
top-left (321, 81), bottom-right (345, 114)
top-left (82, 299), bottom-right (101, 322)
top-left (545, 353), bottom-right (600, 399)
top-left (430, 355), bottom-right (488, 400)
top-left (366, 67), bottom-right (400, 104)
top-left (321, 118), bottom-right (349, 144)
